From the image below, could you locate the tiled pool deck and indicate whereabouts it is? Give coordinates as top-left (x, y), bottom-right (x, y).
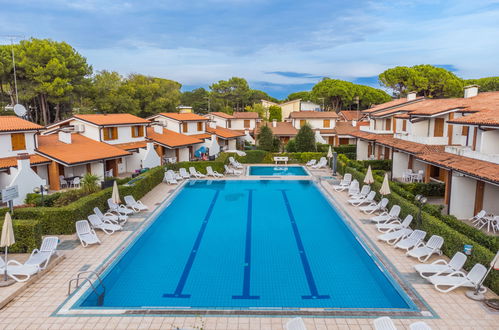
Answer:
top-left (0, 165), bottom-right (497, 329)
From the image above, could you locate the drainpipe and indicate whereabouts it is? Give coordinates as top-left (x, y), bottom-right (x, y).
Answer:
top-left (447, 169), bottom-right (452, 215)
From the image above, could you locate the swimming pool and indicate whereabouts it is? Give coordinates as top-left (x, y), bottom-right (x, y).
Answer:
top-left (249, 165), bottom-right (308, 176)
top-left (75, 180), bottom-right (417, 312)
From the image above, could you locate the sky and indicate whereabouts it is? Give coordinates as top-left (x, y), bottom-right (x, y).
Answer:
top-left (1, 0), bottom-right (499, 99)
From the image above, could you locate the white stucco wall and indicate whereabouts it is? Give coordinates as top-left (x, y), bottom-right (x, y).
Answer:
top-left (35, 165), bottom-right (49, 183)
top-left (69, 120), bottom-right (101, 141)
top-left (411, 120), bottom-right (429, 136)
top-left (392, 151), bottom-right (409, 179)
top-left (480, 130), bottom-right (499, 154)
top-left (0, 132), bottom-right (37, 157)
top-left (91, 162), bottom-right (105, 180)
top-left (0, 171), bottom-right (11, 190)
top-left (230, 119), bottom-right (257, 130)
top-left (483, 183), bottom-right (499, 215)
top-left (178, 147), bottom-right (190, 162)
top-left (356, 140), bottom-right (369, 161)
top-left (210, 116), bottom-right (228, 128)
top-left (412, 159), bottom-right (426, 175)
top-left (8, 158), bottom-right (45, 205)
top-left (124, 153), bottom-right (142, 173)
top-left (140, 143), bottom-right (161, 169)
top-left (292, 118), bottom-right (336, 130)
top-left (228, 139), bottom-right (237, 150)
top-left (449, 174), bottom-right (477, 219)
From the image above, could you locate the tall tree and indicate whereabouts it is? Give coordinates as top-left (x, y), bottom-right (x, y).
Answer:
top-left (210, 77), bottom-right (251, 111)
top-left (465, 77), bottom-right (499, 92)
top-left (294, 124), bottom-right (316, 152)
top-left (257, 124), bottom-right (279, 152)
top-left (180, 88), bottom-right (209, 113)
top-left (286, 91), bottom-right (311, 101)
top-left (311, 78), bottom-right (356, 112)
top-left (268, 105), bottom-right (282, 122)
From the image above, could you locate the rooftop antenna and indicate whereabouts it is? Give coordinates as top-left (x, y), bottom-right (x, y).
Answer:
top-left (2, 34), bottom-right (26, 116)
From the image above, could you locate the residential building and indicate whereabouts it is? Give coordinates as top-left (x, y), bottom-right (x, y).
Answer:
top-left (262, 99), bottom-right (322, 121)
top-left (256, 121), bottom-right (298, 145)
top-left (338, 110), bottom-right (367, 122)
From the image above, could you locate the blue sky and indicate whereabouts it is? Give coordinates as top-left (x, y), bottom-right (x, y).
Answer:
top-left (1, 0), bottom-right (499, 99)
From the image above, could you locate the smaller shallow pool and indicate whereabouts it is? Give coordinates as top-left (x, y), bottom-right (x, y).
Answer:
top-left (249, 166), bottom-right (308, 176)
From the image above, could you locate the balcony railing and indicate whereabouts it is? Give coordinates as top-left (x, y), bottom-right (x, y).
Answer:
top-left (359, 126), bottom-right (393, 134)
top-left (394, 133), bottom-right (448, 145)
top-left (445, 146), bottom-right (499, 164)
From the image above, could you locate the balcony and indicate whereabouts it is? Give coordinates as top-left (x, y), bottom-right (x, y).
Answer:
top-left (445, 146), bottom-right (499, 164)
top-left (359, 126), bottom-right (393, 134)
top-left (394, 133), bottom-right (448, 145)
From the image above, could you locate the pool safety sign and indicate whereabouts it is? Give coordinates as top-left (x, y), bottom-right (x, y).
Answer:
top-left (1, 185), bottom-right (19, 203)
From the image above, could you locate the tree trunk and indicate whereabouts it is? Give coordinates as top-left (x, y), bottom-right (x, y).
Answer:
top-left (40, 94), bottom-right (48, 125)
top-left (55, 103), bottom-right (60, 122)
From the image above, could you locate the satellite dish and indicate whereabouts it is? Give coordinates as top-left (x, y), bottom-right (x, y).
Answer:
top-left (13, 104), bottom-right (27, 117)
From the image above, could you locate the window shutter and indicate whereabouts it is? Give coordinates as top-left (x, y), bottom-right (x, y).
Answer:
top-left (402, 120), bottom-right (407, 131)
top-left (103, 128), bottom-right (110, 140)
top-left (112, 127), bottom-right (118, 139)
top-left (11, 133), bottom-right (26, 151)
top-left (324, 119), bottom-right (330, 128)
top-left (139, 126), bottom-right (144, 137)
top-left (131, 126), bottom-right (136, 138)
top-left (462, 126), bottom-right (469, 136)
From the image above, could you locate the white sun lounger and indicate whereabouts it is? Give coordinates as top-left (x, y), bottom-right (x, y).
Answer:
top-left (349, 191), bottom-right (376, 207)
top-left (311, 157), bottom-right (327, 169)
top-left (189, 167), bottom-right (206, 178)
top-left (378, 228), bottom-right (413, 245)
top-left (179, 168), bottom-right (191, 179)
top-left (360, 198), bottom-right (388, 215)
top-left (409, 321), bottom-right (432, 330)
top-left (229, 157), bottom-right (244, 169)
top-left (108, 198), bottom-right (134, 215)
top-left (124, 195), bottom-right (149, 212)
top-left (225, 164), bottom-right (242, 176)
top-left (376, 215), bottom-right (413, 233)
top-left (76, 220), bottom-right (101, 247)
top-left (88, 214), bottom-right (122, 235)
top-left (370, 205), bottom-right (401, 224)
top-left (333, 173), bottom-right (352, 191)
top-left (350, 185), bottom-right (371, 200)
top-left (395, 230), bottom-right (426, 251)
top-left (164, 171), bottom-right (178, 184)
top-left (285, 317), bottom-right (307, 330)
top-left (306, 159), bottom-right (317, 167)
top-left (373, 316), bottom-right (397, 330)
top-left (407, 235), bottom-right (444, 262)
top-left (0, 256), bottom-right (39, 282)
top-left (94, 207), bottom-right (127, 225)
top-left (428, 263), bottom-right (488, 293)
top-left (347, 180), bottom-right (360, 196)
top-left (414, 252), bottom-right (467, 279)
top-left (24, 236), bottom-right (58, 270)
top-left (206, 166), bottom-right (223, 178)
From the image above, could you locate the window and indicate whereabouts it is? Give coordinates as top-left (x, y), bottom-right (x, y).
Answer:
top-left (227, 120), bottom-right (232, 128)
top-left (182, 122), bottom-right (188, 133)
top-left (323, 119), bottom-right (330, 128)
top-left (385, 118), bottom-right (392, 130)
top-left (434, 118), bottom-right (444, 137)
top-left (131, 126), bottom-right (144, 138)
top-left (402, 120), bottom-right (407, 131)
top-left (244, 120), bottom-right (250, 128)
top-left (462, 126), bottom-right (469, 136)
top-left (197, 122), bottom-right (203, 131)
top-left (103, 127), bottom-right (118, 140)
top-left (300, 120), bottom-right (306, 127)
top-left (11, 133), bottom-right (26, 151)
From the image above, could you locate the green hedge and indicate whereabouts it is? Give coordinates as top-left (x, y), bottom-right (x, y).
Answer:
top-left (337, 154), bottom-right (498, 294)
top-left (401, 182), bottom-right (446, 197)
top-left (360, 159), bottom-right (393, 171)
top-left (0, 219), bottom-right (42, 253)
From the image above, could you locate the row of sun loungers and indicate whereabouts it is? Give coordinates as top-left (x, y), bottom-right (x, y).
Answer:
top-left (286, 316), bottom-right (432, 330)
top-left (305, 157), bottom-right (328, 169)
top-left (164, 164), bottom-right (243, 184)
top-left (337, 172), bottom-right (490, 295)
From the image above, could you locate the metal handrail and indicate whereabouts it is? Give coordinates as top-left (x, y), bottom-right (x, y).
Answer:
top-left (67, 270), bottom-right (106, 297)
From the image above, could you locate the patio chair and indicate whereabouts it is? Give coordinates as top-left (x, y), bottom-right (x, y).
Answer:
top-left (395, 230), bottom-right (426, 252)
top-left (414, 252), bottom-right (467, 279)
top-left (332, 173), bottom-right (352, 191)
top-left (347, 180), bottom-right (360, 196)
top-left (189, 167), bottom-right (206, 178)
top-left (469, 209), bottom-right (487, 225)
top-left (373, 317), bottom-right (397, 330)
top-left (428, 263), bottom-right (488, 293)
top-left (94, 207), bottom-right (127, 225)
top-left (349, 191), bottom-right (376, 207)
top-left (229, 157), bottom-right (243, 169)
top-left (285, 317), bottom-right (307, 330)
top-left (59, 175), bottom-right (68, 189)
top-left (76, 220), bottom-right (101, 247)
top-left (402, 169), bottom-right (413, 182)
top-left (370, 205), bottom-right (401, 224)
top-left (25, 236), bottom-right (59, 270)
top-left (360, 198), bottom-right (388, 215)
top-left (107, 198), bottom-right (134, 215)
top-left (225, 164), bottom-right (242, 176)
top-left (407, 235), bottom-right (444, 262)
top-left (124, 195), bottom-right (149, 212)
top-left (105, 169), bottom-right (113, 177)
top-left (477, 215), bottom-right (498, 233)
top-left (164, 171), bottom-right (178, 184)
top-left (305, 159), bottom-right (317, 167)
top-left (88, 214), bottom-right (122, 235)
top-left (0, 256), bottom-right (40, 282)
top-left (311, 157), bottom-right (327, 169)
top-left (415, 170), bottom-right (423, 182)
top-left (376, 214), bottom-right (413, 233)
top-left (378, 228), bottom-right (413, 245)
top-left (179, 168), bottom-right (191, 179)
top-left (206, 166), bottom-right (223, 178)
top-left (72, 177), bottom-right (81, 188)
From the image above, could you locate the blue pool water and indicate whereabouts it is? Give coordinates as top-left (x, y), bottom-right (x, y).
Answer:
top-left (77, 180), bottom-right (414, 310)
top-left (249, 166), bottom-right (308, 176)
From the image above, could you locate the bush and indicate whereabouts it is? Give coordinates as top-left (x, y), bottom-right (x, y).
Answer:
top-left (234, 150), bottom-right (269, 164)
top-left (0, 219), bottom-right (42, 253)
top-left (360, 159), bottom-right (392, 171)
top-left (81, 173), bottom-right (100, 194)
top-left (25, 192), bottom-right (63, 207)
top-left (257, 125), bottom-right (280, 152)
top-left (286, 139), bottom-right (297, 152)
top-left (333, 144), bottom-right (356, 154)
top-left (402, 182), bottom-right (446, 197)
top-left (295, 124), bottom-right (317, 152)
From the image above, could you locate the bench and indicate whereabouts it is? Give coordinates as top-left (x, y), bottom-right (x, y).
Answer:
top-left (273, 156), bottom-right (289, 164)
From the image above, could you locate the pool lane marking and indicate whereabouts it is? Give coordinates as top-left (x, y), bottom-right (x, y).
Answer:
top-left (233, 189), bottom-right (260, 300)
top-left (280, 190), bottom-right (330, 300)
top-left (163, 190), bottom-right (220, 299)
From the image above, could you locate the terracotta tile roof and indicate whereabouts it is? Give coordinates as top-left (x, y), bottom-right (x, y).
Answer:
top-left (289, 111), bottom-right (339, 119)
top-left (190, 133), bottom-right (211, 140)
top-left (113, 141), bottom-right (148, 151)
top-left (348, 130), bottom-right (381, 141)
top-left (36, 134), bottom-right (130, 165)
top-left (333, 122), bottom-right (361, 136)
top-left (376, 135), bottom-right (445, 155)
top-left (0, 154), bottom-right (50, 170)
top-left (256, 122), bottom-right (297, 136)
top-left (209, 112), bottom-right (234, 119)
top-left (417, 152), bottom-right (499, 184)
top-left (447, 110), bottom-right (499, 127)
top-left (158, 113), bottom-right (208, 121)
top-left (74, 114), bottom-right (150, 126)
top-left (371, 107), bottom-right (412, 118)
top-left (0, 116), bottom-right (43, 132)
top-left (339, 111), bottom-right (366, 121)
top-left (206, 126), bottom-right (245, 139)
top-left (232, 112), bottom-right (260, 119)
top-left (146, 127), bottom-right (203, 148)
top-left (363, 97), bottom-right (424, 114)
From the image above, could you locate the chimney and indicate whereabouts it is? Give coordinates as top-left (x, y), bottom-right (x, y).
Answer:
top-left (352, 120), bottom-right (357, 127)
top-left (272, 119), bottom-right (277, 127)
top-left (153, 125), bottom-right (163, 134)
top-left (209, 121), bottom-right (217, 129)
top-left (146, 142), bottom-right (154, 150)
top-left (407, 91), bottom-right (417, 101)
top-left (464, 85), bottom-right (479, 98)
top-left (58, 131), bottom-right (72, 144)
top-left (211, 134), bottom-right (217, 141)
top-left (16, 153), bottom-right (30, 170)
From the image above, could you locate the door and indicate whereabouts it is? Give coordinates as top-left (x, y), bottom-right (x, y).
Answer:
top-left (385, 119), bottom-right (391, 131)
top-left (434, 118), bottom-right (444, 137)
top-left (339, 138), bottom-right (349, 145)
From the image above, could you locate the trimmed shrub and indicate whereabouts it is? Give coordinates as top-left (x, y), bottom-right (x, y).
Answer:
top-left (0, 219), bottom-right (42, 253)
top-left (402, 182), bottom-right (446, 197)
top-left (360, 159), bottom-right (392, 171)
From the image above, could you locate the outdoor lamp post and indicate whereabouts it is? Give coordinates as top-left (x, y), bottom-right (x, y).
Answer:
top-left (33, 185), bottom-right (50, 206)
top-left (415, 194), bottom-right (427, 228)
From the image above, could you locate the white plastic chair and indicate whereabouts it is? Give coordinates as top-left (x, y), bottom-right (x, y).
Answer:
top-left (0, 256), bottom-right (39, 282)
top-left (59, 175), bottom-right (68, 188)
top-left (378, 228), bottom-right (413, 245)
top-left (428, 263), bottom-right (488, 293)
top-left (370, 205), bottom-right (401, 224)
top-left (25, 236), bottom-right (59, 270)
top-left (76, 220), bottom-right (101, 247)
top-left (107, 198), bottom-right (134, 215)
top-left (72, 177), bottom-right (81, 188)
top-left (414, 252), bottom-right (467, 279)
top-left (189, 167), bottom-right (206, 178)
top-left (407, 235), bottom-right (444, 262)
top-left (94, 207), bottom-right (127, 225)
top-left (333, 173), bottom-right (352, 191)
top-left (360, 198), bottom-right (389, 215)
top-left (179, 168), bottom-right (191, 179)
top-left (395, 230), bottom-right (426, 252)
top-left (225, 165), bottom-right (242, 176)
top-left (88, 214), bottom-right (122, 235)
top-left (347, 180), bottom-right (360, 196)
top-left (376, 214), bottom-right (413, 233)
top-left (306, 159), bottom-right (317, 167)
top-left (349, 190), bottom-right (375, 206)
top-left (164, 171), bottom-right (178, 184)
top-left (373, 316), bottom-right (397, 330)
top-left (124, 195), bottom-right (148, 212)
top-left (206, 166), bottom-right (223, 178)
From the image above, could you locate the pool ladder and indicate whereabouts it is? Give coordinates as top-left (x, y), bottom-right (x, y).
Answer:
top-left (68, 271), bottom-right (106, 306)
